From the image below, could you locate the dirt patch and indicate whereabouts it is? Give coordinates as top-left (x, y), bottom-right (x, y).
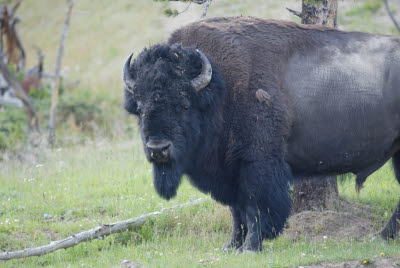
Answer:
top-left (304, 258), bottom-right (400, 268)
top-left (283, 199), bottom-right (381, 241)
top-left (13, 229), bottom-right (61, 242)
top-left (39, 229), bottom-right (61, 241)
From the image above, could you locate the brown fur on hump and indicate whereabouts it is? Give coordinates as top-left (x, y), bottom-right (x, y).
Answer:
top-left (168, 16), bottom-right (337, 93)
top-left (167, 16), bottom-right (326, 155)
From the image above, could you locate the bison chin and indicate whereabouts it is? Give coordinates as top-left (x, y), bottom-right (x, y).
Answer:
top-left (153, 162), bottom-right (183, 200)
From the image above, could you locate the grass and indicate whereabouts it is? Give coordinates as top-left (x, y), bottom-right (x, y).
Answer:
top-left (1, 138), bottom-right (400, 267)
top-left (340, 162), bottom-right (400, 223)
top-left (1, 0), bottom-right (400, 267)
top-left (340, 0), bottom-right (400, 35)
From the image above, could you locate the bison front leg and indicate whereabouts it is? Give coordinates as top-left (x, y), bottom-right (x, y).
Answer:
top-left (238, 205), bottom-right (263, 252)
top-left (237, 160), bottom-right (293, 252)
top-left (223, 206), bottom-right (247, 252)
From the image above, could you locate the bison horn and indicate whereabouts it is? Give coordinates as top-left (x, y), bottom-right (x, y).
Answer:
top-left (191, 49), bottom-right (212, 92)
top-left (122, 53), bottom-right (135, 93)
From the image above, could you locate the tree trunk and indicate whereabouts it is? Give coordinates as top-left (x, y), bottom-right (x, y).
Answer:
top-left (293, 176), bottom-right (339, 213)
top-left (300, 0), bottom-right (337, 26)
top-left (292, 0), bottom-right (339, 213)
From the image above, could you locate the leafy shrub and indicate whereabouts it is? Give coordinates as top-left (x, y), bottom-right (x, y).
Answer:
top-left (1, 70), bottom-right (127, 149)
top-left (0, 106), bottom-right (27, 150)
top-left (346, 0), bottom-right (383, 16)
top-left (28, 86), bottom-right (51, 100)
top-left (58, 89), bottom-right (104, 132)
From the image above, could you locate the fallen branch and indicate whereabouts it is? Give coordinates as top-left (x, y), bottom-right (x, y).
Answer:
top-left (48, 0), bottom-right (74, 147)
top-left (0, 198), bottom-right (205, 261)
top-left (385, 0), bottom-right (400, 32)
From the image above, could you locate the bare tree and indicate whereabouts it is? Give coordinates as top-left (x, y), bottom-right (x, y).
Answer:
top-left (0, 0), bottom-right (26, 71)
top-left (385, 0), bottom-right (400, 32)
top-left (0, 1), bottom-right (40, 134)
top-left (48, 0), bottom-right (74, 147)
top-left (289, 0), bottom-right (339, 213)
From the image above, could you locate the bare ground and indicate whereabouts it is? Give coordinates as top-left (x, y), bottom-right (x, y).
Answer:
top-left (304, 258), bottom-right (400, 268)
top-left (283, 199), bottom-right (400, 267)
top-left (283, 198), bottom-right (382, 242)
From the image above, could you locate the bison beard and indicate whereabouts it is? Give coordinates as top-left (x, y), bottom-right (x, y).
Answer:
top-left (153, 162), bottom-right (183, 200)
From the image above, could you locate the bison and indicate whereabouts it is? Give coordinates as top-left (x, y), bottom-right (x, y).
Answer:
top-left (122, 16), bottom-right (400, 252)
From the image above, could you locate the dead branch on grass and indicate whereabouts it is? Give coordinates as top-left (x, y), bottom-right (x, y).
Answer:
top-left (0, 198), bottom-right (205, 261)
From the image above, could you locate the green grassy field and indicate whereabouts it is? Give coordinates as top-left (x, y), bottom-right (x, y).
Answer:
top-left (1, 0), bottom-right (400, 267)
top-left (1, 141), bottom-right (400, 267)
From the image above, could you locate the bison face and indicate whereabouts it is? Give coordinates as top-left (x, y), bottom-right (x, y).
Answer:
top-left (122, 44), bottom-right (215, 200)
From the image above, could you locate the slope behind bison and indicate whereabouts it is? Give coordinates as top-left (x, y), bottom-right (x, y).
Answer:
top-left (123, 16), bottom-right (400, 252)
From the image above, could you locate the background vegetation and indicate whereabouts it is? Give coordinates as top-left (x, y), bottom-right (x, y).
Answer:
top-left (1, 0), bottom-right (400, 266)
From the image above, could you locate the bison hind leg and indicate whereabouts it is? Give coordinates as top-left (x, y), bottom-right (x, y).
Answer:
top-left (354, 160), bottom-right (389, 194)
top-left (355, 175), bottom-right (367, 194)
top-left (392, 151), bottom-right (400, 185)
top-left (379, 152), bottom-right (400, 239)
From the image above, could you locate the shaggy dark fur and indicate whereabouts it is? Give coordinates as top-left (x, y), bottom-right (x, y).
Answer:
top-left (124, 17), bottom-right (400, 251)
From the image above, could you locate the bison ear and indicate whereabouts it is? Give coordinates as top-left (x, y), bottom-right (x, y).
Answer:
top-left (124, 90), bottom-right (138, 115)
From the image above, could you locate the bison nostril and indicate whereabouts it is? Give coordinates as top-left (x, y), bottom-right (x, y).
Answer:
top-left (146, 140), bottom-right (172, 162)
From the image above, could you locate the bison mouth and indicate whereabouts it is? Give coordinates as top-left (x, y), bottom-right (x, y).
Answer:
top-left (152, 161), bottom-right (183, 200)
top-left (145, 138), bottom-right (187, 200)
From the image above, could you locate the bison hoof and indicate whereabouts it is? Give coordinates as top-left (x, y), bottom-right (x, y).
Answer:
top-left (241, 249), bottom-right (257, 255)
top-left (237, 242), bottom-right (262, 253)
top-left (379, 229), bottom-right (397, 240)
top-left (222, 240), bottom-right (241, 252)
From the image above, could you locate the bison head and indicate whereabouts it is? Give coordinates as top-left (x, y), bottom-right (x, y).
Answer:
top-left (123, 44), bottom-right (225, 200)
